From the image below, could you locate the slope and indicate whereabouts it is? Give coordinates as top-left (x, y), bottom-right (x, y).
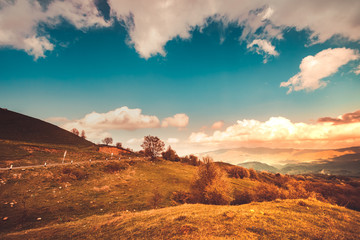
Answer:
top-left (0, 108), bottom-right (93, 147)
top-left (2, 199), bottom-right (360, 240)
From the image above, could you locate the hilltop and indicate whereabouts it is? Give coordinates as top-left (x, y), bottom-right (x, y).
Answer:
top-left (0, 108), bottom-right (93, 147)
top-left (0, 109), bottom-right (116, 167)
top-left (3, 198), bottom-right (360, 240)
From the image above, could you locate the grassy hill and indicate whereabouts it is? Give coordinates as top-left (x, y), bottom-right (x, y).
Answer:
top-left (2, 198), bottom-right (359, 240)
top-left (0, 109), bottom-right (103, 167)
top-left (1, 157), bottom-right (359, 237)
top-left (0, 108), bottom-right (93, 147)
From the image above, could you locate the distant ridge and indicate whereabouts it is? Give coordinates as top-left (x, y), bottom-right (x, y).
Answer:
top-left (237, 161), bottom-right (279, 173)
top-left (0, 108), bottom-right (93, 147)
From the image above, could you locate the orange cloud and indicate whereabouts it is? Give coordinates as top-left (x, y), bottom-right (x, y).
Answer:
top-left (189, 112), bottom-right (360, 149)
top-left (317, 110), bottom-right (360, 125)
top-left (211, 121), bottom-right (224, 130)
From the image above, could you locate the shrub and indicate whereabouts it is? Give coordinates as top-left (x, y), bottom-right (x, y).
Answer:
top-left (103, 161), bottom-right (128, 173)
top-left (232, 189), bottom-right (254, 205)
top-left (149, 188), bottom-right (163, 208)
top-left (190, 157), bottom-right (233, 205)
top-left (253, 182), bottom-right (281, 202)
top-left (181, 155), bottom-right (200, 166)
top-left (171, 191), bottom-right (191, 204)
top-left (162, 146), bottom-right (180, 161)
top-left (61, 166), bottom-right (87, 181)
top-left (248, 168), bottom-right (258, 180)
top-left (226, 166), bottom-right (250, 179)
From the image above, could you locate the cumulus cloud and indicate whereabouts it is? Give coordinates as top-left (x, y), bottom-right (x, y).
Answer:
top-left (161, 113), bottom-right (189, 128)
top-left (280, 48), bottom-right (359, 93)
top-left (63, 107), bottom-right (160, 132)
top-left (211, 121), bottom-right (225, 130)
top-left (2, 1), bottom-right (360, 59)
top-left (247, 39), bottom-right (279, 62)
top-left (318, 110), bottom-right (360, 125)
top-left (108, 0), bottom-right (360, 59)
top-left (189, 112), bottom-right (360, 149)
top-left (59, 107), bottom-right (188, 141)
top-left (0, 0), bottom-right (109, 59)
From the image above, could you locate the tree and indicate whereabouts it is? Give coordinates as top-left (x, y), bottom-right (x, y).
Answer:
top-left (80, 130), bottom-right (86, 139)
top-left (162, 146), bottom-right (179, 161)
top-left (102, 137), bottom-right (113, 145)
top-left (190, 157), bottom-right (233, 205)
top-left (116, 142), bottom-right (122, 148)
top-left (71, 128), bottom-right (79, 136)
top-left (141, 135), bottom-right (165, 159)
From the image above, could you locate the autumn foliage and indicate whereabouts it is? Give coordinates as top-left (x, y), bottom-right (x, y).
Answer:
top-left (190, 157), bottom-right (233, 205)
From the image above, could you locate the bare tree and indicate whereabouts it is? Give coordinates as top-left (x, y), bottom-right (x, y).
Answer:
top-left (102, 137), bottom-right (113, 145)
top-left (80, 130), bottom-right (86, 139)
top-left (141, 135), bottom-right (165, 159)
top-left (71, 128), bottom-right (79, 136)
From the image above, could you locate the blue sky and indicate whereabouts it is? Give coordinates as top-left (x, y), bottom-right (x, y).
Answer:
top-left (1, 0), bottom-right (360, 155)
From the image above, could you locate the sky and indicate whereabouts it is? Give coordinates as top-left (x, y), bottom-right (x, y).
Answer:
top-left (1, 0), bottom-right (360, 156)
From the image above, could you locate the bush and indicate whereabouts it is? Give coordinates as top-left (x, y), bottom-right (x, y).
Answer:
top-left (232, 189), bottom-right (254, 205)
top-left (248, 168), bottom-right (258, 180)
top-left (61, 166), bottom-right (88, 181)
top-left (149, 188), bottom-right (163, 208)
top-left (253, 182), bottom-right (281, 202)
top-left (171, 191), bottom-right (191, 204)
top-left (190, 157), bottom-right (233, 205)
top-left (103, 161), bottom-right (128, 173)
top-left (181, 155), bottom-right (200, 166)
top-left (226, 166), bottom-right (250, 179)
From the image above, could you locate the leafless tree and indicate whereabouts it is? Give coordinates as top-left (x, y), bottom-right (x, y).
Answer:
top-left (102, 137), bottom-right (113, 145)
top-left (141, 135), bottom-right (165, 159)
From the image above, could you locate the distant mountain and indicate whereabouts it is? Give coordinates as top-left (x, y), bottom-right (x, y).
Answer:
top-left (237, 161), bottom-right (279, 173)
top-left (280, 160), bottom-right (360, 176)
top-left (199, 146), bottom-right (360, 176)
top-left (0, 108), bottom-right (93, 147)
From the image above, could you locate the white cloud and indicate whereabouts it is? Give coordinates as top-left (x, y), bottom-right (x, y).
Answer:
top-left (0, 0), bottom-right (109, 59)
top-left (63, 106), bottom-right (161, 132)
top-left (162, 113), bottom-right (189, 128)
top-left (355, 65), bottom-right (360, 75)
top-left (189, 114), bottom-right (360, 149)
top-left (2, 1), bottom-right (360, 60)
top-left (60, 107), bottom-right (188, 142)
top-left (108, 0), bottom-right (360, 59)
top-left (247, 39), bottom-right (278, 62)
top-left (167, 138), bottom-right (179, 144)
top-left (280, 48), bottom-right (359, 93)
top-left (211, 121), bottom-right (225, 130)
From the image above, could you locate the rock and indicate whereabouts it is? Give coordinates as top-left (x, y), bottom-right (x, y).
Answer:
top-left (37, 217), bottom-right (42, 221)
top-left (3, 217), bottom-right (8, 221)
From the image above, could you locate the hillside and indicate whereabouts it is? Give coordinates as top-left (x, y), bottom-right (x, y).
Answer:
top-left (1, 157), bottom-right (359, 237)
top-left (238, 161), bottom-right (279, 173)
top-left (2, 199), bottom-right (360, 240)
top-left (0, 108), bottom-right (93, 147)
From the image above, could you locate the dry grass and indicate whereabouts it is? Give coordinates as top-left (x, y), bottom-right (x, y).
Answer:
top-left (2, 198), bottom-right (360, 240)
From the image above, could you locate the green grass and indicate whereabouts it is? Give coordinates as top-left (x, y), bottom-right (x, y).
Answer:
top-left (0, 140), bottom-right (104, 167)
top-left (0, 159), bottom-right (199, 233)
top-left (2, 198), bottom-right (360, 240)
